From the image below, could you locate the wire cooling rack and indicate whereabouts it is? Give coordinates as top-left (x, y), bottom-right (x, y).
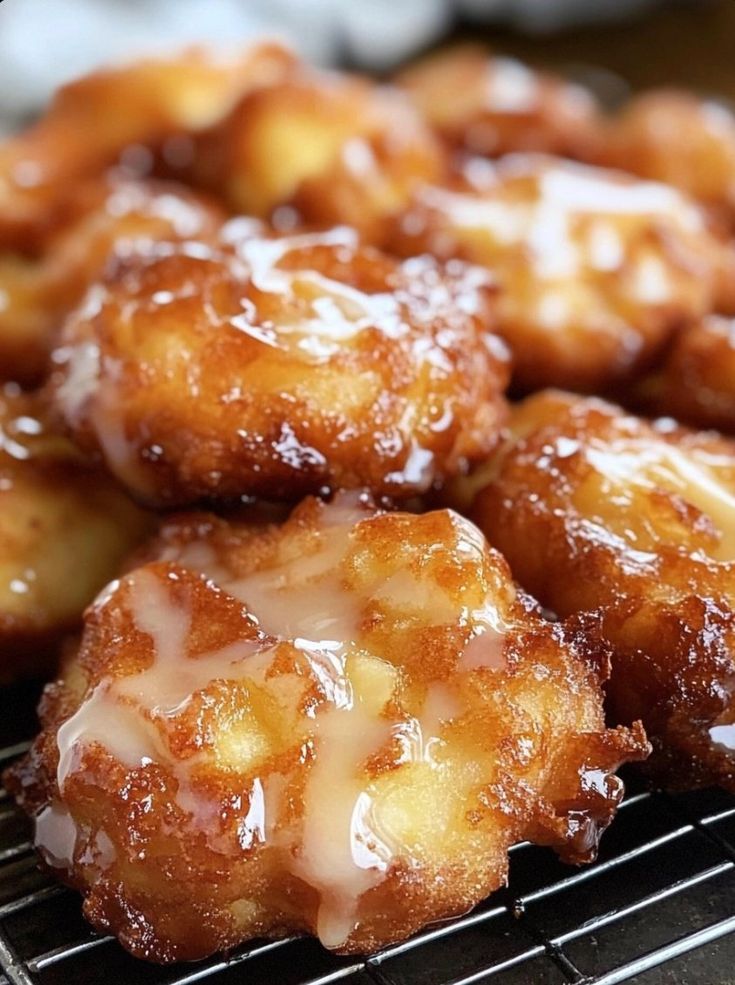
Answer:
top-left (2, 679), bottom-right (735, 985)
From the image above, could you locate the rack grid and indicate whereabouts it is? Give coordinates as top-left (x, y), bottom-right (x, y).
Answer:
top-left (2, 681), bottom-right (733, 985)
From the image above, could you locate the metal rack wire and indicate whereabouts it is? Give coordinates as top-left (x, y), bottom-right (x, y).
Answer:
top-left (2, 681), bottom-right (735, 985)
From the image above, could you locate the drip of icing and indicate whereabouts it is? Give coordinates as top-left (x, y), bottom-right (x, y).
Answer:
top-left (394, 683), bottom-right (462, 766)
top-left (84, 830), bottom-right (117, 869)
top-left (289, 693), bottom-right (395, 948)
top-left (384, 442), bottom-right (435, 491)
top-left (456, 512), bottom-right (512, 672)
top-left (35, 801), bottom-right (117, 872)
top-left (56, 570), bottom-right (267, 787)
top-left (208, 494), bottom-right (374, 646)
top-left (237, 778), bottom-right (267, 850)
top-left (709, 724), bottom-right (735, 750)
top-left (460, 619), bottom-right (509, 671)
top-left (34, 803), bottom-right (78, 869)
top-left (219, 498), bottom-right (397, 944)
top-left (55, 333), bottom-right (159, 500)
top-left (228, 537), bottom-right (359, 644)
top-left (53, 337), bottom-right (102, 426)
top-left (462, 591), bottom-right (513, 673)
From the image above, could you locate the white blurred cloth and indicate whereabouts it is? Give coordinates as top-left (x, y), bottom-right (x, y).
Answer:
top-left (0, 0), bottom-right (681, 133)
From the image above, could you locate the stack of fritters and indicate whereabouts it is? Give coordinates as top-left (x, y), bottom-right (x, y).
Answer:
top-left (3, 39), bottom-right (735, 963)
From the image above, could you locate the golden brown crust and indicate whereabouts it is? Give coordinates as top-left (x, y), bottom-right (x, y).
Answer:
top-left (0, 176), bottom-right (224, 385)
top-left (0, 385), bottom-right (152, 680)
top-left (395, 44), bottom-right (600, 160)
top-left (0, 43), bottom-right (293, 252)
top-left (388, 154), bottom-right (734, 393)
top-left (633, 315), bottom-right (735, 433)
top-left (190, 66), bottom-right (447, 243)
top-left (472, 389), bottom-right (735, 789)
top-left (596, 90), bottom-right (735, 229)
top-left (51, 226), bottom-right (509, 505)
top-left (5, 495), bottom-right (647, 962)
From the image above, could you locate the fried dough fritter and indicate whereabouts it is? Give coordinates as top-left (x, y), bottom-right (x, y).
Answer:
top-left (395, 44), bottom-right (600, 160)
top-left (190, 66), bottom-right (447, 243)
top-left (5, 494), bottom-right (647, 962)
top-left (0, 176), bottom-right (224, 385)
top-left (0, 43), bottom-right (293, 252)
top-left (598, 90), bottom-right (735, 229)
top-left (388, 154), bottom-right (734, 393)
top-left (471, 389), bottom-right (735, 789)
top-left (634, 315), bottom-right (735, 433)
top-left (50, 225), bottom-right (509, 506)
top-left (0, 384), bottom-right (151, 680)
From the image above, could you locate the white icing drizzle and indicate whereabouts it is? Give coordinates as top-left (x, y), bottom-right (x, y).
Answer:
top-left (57, 570), bottom-right (267, 785)
top-left (384, 442), bottom-right (435, 491)
top-left (49, 498), bottom-right (511, 948)
top-left (425, 158), bottom-right (705, 300)
top-left (54, 333), bottom-right (159, 500)
top-left (393, 683), bottom-right (462, 767)
top-left (228, 228), bottom-right (405, 361)
top-left (226, 533), bottom-right (360, 644)
top-left (461, 618), bottom-right (509, 672)
top-left (290, 698), bottom-right (395, 948)
top-left (35, 801), bottom-right (120, 873)
top-left (220, 497), bottom-right (398, 942)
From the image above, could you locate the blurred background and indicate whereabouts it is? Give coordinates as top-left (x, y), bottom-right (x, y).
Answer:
top-left (0, 0), bottom-right (732, 134)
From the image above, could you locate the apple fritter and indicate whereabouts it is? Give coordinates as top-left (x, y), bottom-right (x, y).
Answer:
top-left (0, 176), bottom-right (224, 385)
top-left (51, 225), bottom-right (509, 506)
top-left (0, 42), bottom-right (292, 252)
top-left (598, 90), bottom-right (735, 229)
top-left (0, 384), bottom-right (151, 680)
top-left (634, 315), bottom-right (735, 433)
top-left (190, 65), bottom-right (446, 242)
top-left (389, 155), bottom-right (734, 393)
top-left (395, 44), bottom-right (600, 160)
top-left (472, 389), bottom-right (735, 789)
top-left (5, 494), bottom-right (647, 962)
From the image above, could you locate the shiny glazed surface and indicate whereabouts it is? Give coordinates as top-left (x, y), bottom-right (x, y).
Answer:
top-left (0, 384), bottom-right (150, 678)
top-left (596, 90), bottom-right (735, 229)
top-left (634, 314), bottom-right (735, 433)
top-left (6, 494), bottom-right (646, 961)
top-left (0, 176), bottom-right (223, 384)
top-left (389, 155), bottom-right (735, 392)
top-left (472, 390), bottom-right (735, 788)
top-left (52, 225), bottom-right (509, 505)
